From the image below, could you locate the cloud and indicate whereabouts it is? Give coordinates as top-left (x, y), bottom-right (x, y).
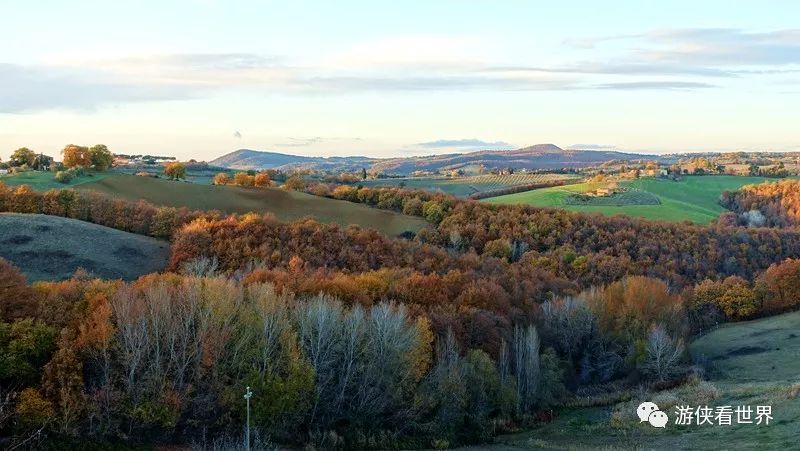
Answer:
top-left (415, 139), bottom-right (514, 149)
top-left (592, 81), bottom-right (716, 90)
top-left (483, 62), bottom-right (735, 78)
top-left (0, 63), bottom-right (194, 113)
top-left (276, 137), bottom-right (325, 147)
top-left (7, 27), bottom-right (800, 113)
top-left (305, 74), bottom-right (578, 92)
top-left (577, 28), bottom-right (800, 66)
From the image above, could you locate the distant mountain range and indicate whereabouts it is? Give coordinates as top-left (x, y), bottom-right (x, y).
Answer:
top-left (210, 144), bottom-right (659, 175)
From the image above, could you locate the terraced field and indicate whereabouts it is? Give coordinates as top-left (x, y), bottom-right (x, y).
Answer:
top-left (359, 173), bottom-right (580, 197)
top-left (484, 176), bottom-right (776, 224)
top-left (76, 174), bottom-right (428, 236)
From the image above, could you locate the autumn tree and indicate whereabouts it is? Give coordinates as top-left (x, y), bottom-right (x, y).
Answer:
top-left (89, 144), bottom-right (114, 171)
top-left (284, 175), bottom-right (305, 190)
top-left (233, 172), bottom-right (254, 186)
top-left (10, 147), bottom-right (36, 167)
top-left (164, 162), bottom-right (187, 180)
top-left (212, 172), bottom-right (230, 185)
top-left (62, 145), bottom-right (92, 168)
top-left (756, 258), bottom-right (800, 314)
top-left (254, 172), bottom-right (270, 187)
top-left (0, 258), bottom-right (36, 321)
top-left (716, 276), bottom-right (757, 320)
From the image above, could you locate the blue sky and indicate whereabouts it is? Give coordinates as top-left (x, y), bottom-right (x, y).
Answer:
top-left (2, 0), bottom-right (799, 160)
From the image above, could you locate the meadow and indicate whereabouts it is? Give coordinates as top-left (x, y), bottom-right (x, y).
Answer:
top-left (483, 311), bottom-right (800, 450)
top-left (76, 174), bottom-right (428, 236)
top-left (484, 175), bottom-right (776, 224)
top-left (0, 170), bottom-right (109, 191)
top-left (0, 213), bottom-right (170, 281)
top-left (359, 173), bottom-right (580, 197)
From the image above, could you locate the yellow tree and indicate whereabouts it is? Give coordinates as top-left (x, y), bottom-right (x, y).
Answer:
top-left (213, 172), bottom-right (230, 185)
top-left (164, 162), bottom-right (187, 180)
top-left (254, 172), bottom-right (270, 187)
top-left (62, 145), bottom-right (92, 168)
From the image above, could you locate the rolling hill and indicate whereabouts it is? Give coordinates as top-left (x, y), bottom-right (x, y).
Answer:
top-left (0, 213), bottom-right (170, 281)
top-left (75, 174), bottom-right (428, 236)
top-left (484, 175), bottom-right (774, 224)
top-left (210, 144), bottom-right (658, 175)
top-left (210, 149), bottom-right (375, 171)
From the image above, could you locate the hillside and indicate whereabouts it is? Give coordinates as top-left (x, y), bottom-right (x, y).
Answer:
top-left (0, 213), bottom-right (169, 281)
top-left (484, 175), bottom-right (772, 224)
top-left (210, 144), bottom-right (657, 174)
top-left (485, 310), bottom-right (800, 450)
top-left (75, 174), bottom-right (428, 236)
top-left (210, 148), bottom-right (376, 171)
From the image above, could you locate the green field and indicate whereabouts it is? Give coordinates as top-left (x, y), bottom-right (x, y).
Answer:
top-left (481, 311), bottom-right (800, 450)
top-left (0, 170), bottom-right (110, 191)
top-left (76, 174), bottom-right (428, 236)
top-left (564, 188), bottom-right (661, 206)
top-left (484, 176), bottom-right (776, 224)
top-left (0, 213), bottom-right (170, 281)
top-left (359, 173), bottom-right (580, 197)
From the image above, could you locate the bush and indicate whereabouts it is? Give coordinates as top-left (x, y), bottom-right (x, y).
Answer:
top-left (54, 171), bottom-right (74, 184)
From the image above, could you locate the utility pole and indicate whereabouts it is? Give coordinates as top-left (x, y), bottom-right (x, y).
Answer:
top-left (244, 386), bottom-right (253, 451)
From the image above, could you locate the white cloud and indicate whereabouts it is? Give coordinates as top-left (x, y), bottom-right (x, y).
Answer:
top-left (7, 28), bottom-right (800, 113)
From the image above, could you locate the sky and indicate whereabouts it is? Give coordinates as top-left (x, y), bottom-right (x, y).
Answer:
top-left (1, 0), bottom-right (800, 161)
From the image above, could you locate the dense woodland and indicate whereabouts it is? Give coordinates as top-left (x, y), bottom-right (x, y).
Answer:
top-left (2, 179), bottom-right (800, 448)
top-left (720, 179), bottom-right (800, 228)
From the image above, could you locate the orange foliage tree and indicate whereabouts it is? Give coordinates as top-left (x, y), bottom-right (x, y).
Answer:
top-left (254, 172), bottom-right (270, 187)
top-left (61, 145), bottom-right (92, 168)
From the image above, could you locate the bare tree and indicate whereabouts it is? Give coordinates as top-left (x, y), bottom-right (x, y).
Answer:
top-left (294, 295), bottom-right (343, 425)
top-left (540, 297), bottom-right (595, 359)
top-left (643, 325), bottom-right (684, 382)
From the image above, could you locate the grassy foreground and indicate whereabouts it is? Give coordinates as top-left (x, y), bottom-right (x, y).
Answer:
top-left (76, 174), bottom-right (428, 236)
top-left (484, 176), bottom-right (774, 224)
top-left (0, 213), bottom-right (170, 281)
top-left (477, 311), bottom-right (800, 450)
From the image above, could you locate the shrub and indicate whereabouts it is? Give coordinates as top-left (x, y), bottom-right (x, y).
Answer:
top-left (254, 172), bottom-right (270, 187)
top-left (212, 172), bottom-right (230, 185)
top-left (284, 175), bottom-right (305, 190)
top-left (233, 172), bottom-right (254, 186)
top-left (54, 171), bottom-right (74, 184)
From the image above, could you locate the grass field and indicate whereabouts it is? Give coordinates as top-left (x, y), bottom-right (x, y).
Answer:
top-left (0, 213), bottom-right (170, 281)
top-left (479, 311), bottom-right (800, 450)
top-left (564, 189), bottom-right (661, 206)
top-left (359, 173), bottom-right (580, 197)
top-left (76, 174), bottom-right (428, 236)
top-left (484, 176), bottom-right (776, 224)
top-left (0, 170), bottom-right (110, 191)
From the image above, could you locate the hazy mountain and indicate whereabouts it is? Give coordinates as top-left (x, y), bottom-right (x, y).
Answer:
top-left (210, 145), bottom-right (657, 174)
